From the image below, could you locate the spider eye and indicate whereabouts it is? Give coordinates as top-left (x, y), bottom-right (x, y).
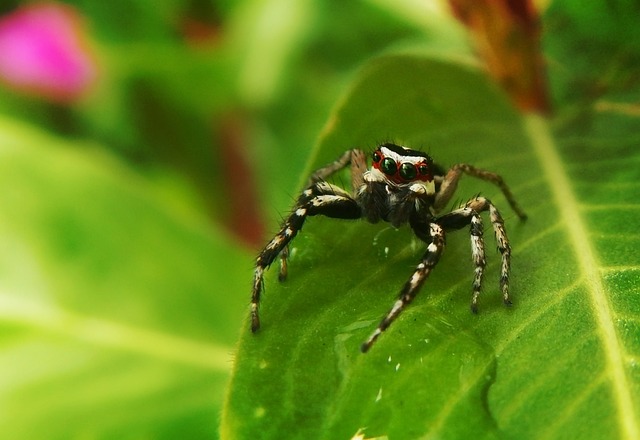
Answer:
top-left (372, 151), bottom-right (382, 163)
top-left (381, 157), bottom-right (397, 175)
top-left (418, 163), bottom-right (429, 176)
top-left (399, 162), bottom-right (417, 180)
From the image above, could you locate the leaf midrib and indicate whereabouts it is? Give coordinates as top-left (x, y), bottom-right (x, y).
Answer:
top-left (525, 114), bottom-right (638, 439)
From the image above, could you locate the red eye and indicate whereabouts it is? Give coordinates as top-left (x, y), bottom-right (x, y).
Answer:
top-left (418, 163), bottom-right (429, 175)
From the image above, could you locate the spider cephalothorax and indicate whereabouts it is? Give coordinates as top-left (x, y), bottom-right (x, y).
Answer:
top-left (251, 143), bottom-right (526, 352)
top-left (370, 143), bottom-right (434, 184)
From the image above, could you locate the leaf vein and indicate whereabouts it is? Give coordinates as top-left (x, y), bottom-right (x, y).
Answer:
top-left (526, 114), bottom-right (639, 439)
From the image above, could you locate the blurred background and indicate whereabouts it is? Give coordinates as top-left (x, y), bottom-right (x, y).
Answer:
top-left (0, 0), bottom-right (459, 247)
top-left (0, 0), bottom-right (468, 438)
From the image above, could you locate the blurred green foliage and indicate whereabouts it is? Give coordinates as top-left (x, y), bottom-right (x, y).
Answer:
top-left (0, 0), bottom-right (447, 241)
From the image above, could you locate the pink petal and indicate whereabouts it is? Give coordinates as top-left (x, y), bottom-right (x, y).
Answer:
top-left (0, 3), bottom-right (98, 102)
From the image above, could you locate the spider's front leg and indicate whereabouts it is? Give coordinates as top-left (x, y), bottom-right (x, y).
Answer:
top-left (464, 196), bottom-right (512, 307)
top-left (251, 150), bottom-right (366, 333)
top-left (361, 223), bottom-right (446, 353)
top-left (438, 196), bottom-right (512, 312)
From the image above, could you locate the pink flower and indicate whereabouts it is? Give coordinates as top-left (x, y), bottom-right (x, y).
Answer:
top-left (0, 3), bottom-right (98, 102)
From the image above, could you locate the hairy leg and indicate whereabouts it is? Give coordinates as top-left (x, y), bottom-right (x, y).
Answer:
top-left (433, 163), bottom-right (527, 220)
top-left (361, 223), bottom-right (445, 352)
top-left (252, 181), bottom-right (362, 332)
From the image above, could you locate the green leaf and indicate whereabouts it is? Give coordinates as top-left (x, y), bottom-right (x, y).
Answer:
top-left (0, 117), bottom-right (249, 439)
top-left (222, 50), bottom-right (640, 439)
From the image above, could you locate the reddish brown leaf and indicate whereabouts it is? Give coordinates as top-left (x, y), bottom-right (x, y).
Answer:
top-left (218, 112), bottom-right (265, 248)
top-left (449, 0), bottom-right (549, 112)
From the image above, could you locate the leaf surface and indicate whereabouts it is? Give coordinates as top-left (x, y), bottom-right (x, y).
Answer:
top-left (222, 50), bottom-right (640, 439)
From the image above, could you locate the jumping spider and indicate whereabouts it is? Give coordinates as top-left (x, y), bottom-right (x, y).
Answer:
top-left (251, 143), bottom-right (526, 352)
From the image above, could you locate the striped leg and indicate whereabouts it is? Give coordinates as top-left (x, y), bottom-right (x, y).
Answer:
top-left (276, 149), bottom-right (366, 284)
top-left (438, 196), bottom-right (512, 312)
top-left (278, 245), bottom-right (289, 282)
top-left (433, 163), bottom-right (527, 221)
top-left (361, 223), bottom-right (445, 352)
top-left (464, 197), bottom-right (512, 306)
top-left (251, 182), bottom-right (361, 332)
top-left (436, 206), bottom-right (486, 313)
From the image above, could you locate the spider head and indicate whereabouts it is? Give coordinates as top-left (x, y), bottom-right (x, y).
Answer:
top-left (371, 143), bottom-right (434, 185)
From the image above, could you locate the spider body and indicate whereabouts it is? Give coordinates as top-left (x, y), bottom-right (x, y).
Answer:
top-left (251, 143), bottom-right (526, 352)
